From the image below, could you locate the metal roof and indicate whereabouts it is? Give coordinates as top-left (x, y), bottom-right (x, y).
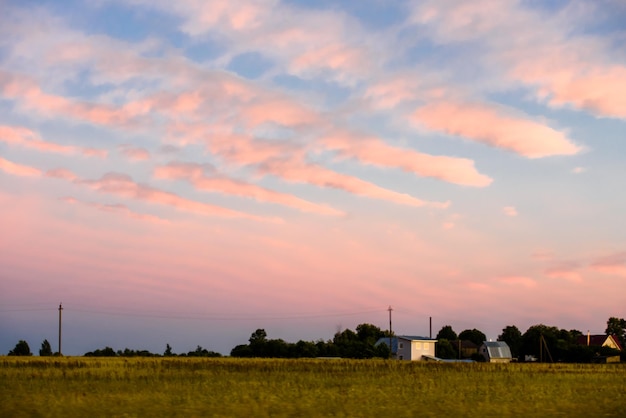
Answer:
top-left (483, 341), bottom-right (512, 359)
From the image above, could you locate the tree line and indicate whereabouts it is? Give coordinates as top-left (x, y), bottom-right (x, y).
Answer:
top-left (5, 317), bottom-right (625, 362)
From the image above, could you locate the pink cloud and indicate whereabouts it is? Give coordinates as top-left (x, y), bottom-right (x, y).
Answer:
top-left (60, 196), bottom-right (169, 224)
top-left (411, 0), bottom-right (626, 118)
top-left (119, 145), bottom-right (151, 161)
top-left (413, 101), bottom-right (581, 158)
top-left (154, 162), bottom-right (344, 216)
top-left (545, 262), bottom-right (583, 282)
top-left (0, 157), bottom-right (42, 177)
top-left (0, 124), bottom-right (107, 157)
top-left (0, 72), bottom-right (136, 127)
top-left (46, 168), bottom-right (78, 182)
top-left (508, 49), bottom-right (626, 119)
top-left (590, 252), bottom-right (626, 277)
top-left (319, 131), bottom-right (492, 187)
top-left (48, 169), bottom-right (277, 222)
top-left (258, 159), bottom-right (449, 208)
top-left (242, 98), bottom-right (320, 127)
top-left (498, 276), bottom-right (537, 288)
top-left (503, 206), bottom-right (518, 217)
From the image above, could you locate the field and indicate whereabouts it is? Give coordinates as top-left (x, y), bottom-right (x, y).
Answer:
top-left (1, 357), bottom-right (625, 417)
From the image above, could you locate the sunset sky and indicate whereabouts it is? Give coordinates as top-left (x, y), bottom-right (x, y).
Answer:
top-left (1, 0), bottom-right (625, 355)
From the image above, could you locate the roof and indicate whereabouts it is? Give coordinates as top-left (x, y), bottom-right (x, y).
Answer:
top-left (482, 341), bottom-right (512, 359)
top-left (374, 336), bottom-right (437, 353)
top-left (398, 335), bottom-right (437, 342)
top-left (576, 335), bottom-right (623, 350)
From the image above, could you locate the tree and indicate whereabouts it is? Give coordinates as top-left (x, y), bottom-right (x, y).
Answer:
top-left (498, 325), bottom-right (522, 358)
top-left (435, 339), bottom-right (457, 359)
top-left (436, 325), bottom-right (457, 341)
top-left (458, 329), bottom-right (486, 347)
top-left (521, 324), bottom-right (560, 361)
top-left (8, 340), bottom-right (32, 356)
top-left (356, 323), bottom-right (385, 346)
top-left (249, 329), bottom-right (267, 344)
top-left (39, 339), bottom-right (53, 357)
top-left (605, 317), bottom-right (626, 347)
top-left (164, 343), bottom-right (173, 357)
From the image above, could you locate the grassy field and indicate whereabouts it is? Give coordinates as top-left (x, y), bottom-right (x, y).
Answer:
top-left (1, 357), bottom-right (625, 417)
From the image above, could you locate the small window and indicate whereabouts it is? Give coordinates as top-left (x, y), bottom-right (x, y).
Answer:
top-left (399, 343), bottom-right (403, 349)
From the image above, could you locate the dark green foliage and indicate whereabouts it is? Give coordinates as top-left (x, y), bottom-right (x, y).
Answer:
top-left (39, 339), bottom-right (53, 357)
top-left (230, 324), bottom-right (388, 359)
top-left (458, 329), bottom-right (486, 347)
top-left (186, 345), bottom-right (221, 357)
top-left (8, 340), bottom-right (32, 356)
top-left (435, 338), bottom-right (457, 359)
top-left (605, 317), bottom-right (626, 347)
top-left (164, 344), bottom-right (173, 357)
top-left (84, 347), bottom-right (117, 357)
top-left (498, 325), bottom-right (522, 358)
top-left (436, 325), bottom-right (457, 341)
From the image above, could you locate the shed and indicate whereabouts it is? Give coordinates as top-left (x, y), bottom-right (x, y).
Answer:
top-left (480, 341), bottom-right (513, 363)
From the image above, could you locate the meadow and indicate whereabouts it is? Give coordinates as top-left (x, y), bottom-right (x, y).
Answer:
top-left (1, 357), bottom-right (625, 417)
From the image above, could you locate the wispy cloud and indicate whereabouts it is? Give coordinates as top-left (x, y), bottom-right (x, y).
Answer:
top-left (0, 124), bottom-right (107, 157)
top-left (154, 162), bottom-right (344, 216)
top-left (0, 157), bottom-right (42, 177)
top-left (413, 101), bottom-right (581, 158)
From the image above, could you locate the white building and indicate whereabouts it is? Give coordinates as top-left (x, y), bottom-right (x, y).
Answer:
top-left (375, 336), bottom-right (437, 361)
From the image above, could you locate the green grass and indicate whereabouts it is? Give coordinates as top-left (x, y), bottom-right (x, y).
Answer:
top-left (1, 357), bottom-right (625, 417)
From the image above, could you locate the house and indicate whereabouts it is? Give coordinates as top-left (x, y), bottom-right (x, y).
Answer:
top-left (375, 336), bottom-right (437, 361)
top-left (480, 341), bottom-right (513, 363)
top-left (575, 334), bottom-right (623, 351)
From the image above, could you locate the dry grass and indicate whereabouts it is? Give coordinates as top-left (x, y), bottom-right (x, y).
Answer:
top-left (1, 357), bottom-right (624, 417)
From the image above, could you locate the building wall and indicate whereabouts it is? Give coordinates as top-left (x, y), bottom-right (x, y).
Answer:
top-left (396, 338), bottom-right (435, 360)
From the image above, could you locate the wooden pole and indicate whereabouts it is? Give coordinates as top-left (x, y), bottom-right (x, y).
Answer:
top-left (58, 303), bottom-right (63, 356)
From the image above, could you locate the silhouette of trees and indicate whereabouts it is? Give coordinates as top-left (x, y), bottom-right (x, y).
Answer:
top-left (458, 329), bottom-right (486, 347)
top-left (436, 325), bottom-right (457, 341)
top-left (498, 326), bottom-right (522, 359)
top-left (39, 339), bottom-right (53, 357)
top-left (8, 340), bottom-right (32, 356)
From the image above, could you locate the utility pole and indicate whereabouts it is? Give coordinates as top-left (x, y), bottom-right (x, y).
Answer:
top-left (388, 306), bottom-right (393, 359)
top-left (58, 303), bottom-right (63, 356)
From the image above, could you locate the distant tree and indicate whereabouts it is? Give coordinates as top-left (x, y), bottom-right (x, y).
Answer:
top-left (187, 345), bottom-right (221, 357)
top-left (230, 344), bottom-right (254, 357)
top-left (521, 324), bottom-right (560, 361)
top-left (605, 317), bottom-right (626, 347)
top-left (436, 325), bottom-right (457, 341)
top-left (435, 339), bottom-right (457, 359)
top-left (84, 346), bottom-right (117, 357)
top-left (294, 340), bottom-right (319, 358)
top-left (8, 340), bottom-right (32, 356)
top-left (356, 323), bottom-right (385, 346)
top-left (164, 343), bottom-right (174, 357)
top-left (39, 339), bottom-right (53, 357)
top-left (249, 329), bottom-right (267, 344)
top-left (498, 326), bottom-right (522, 358)
top-left (458, 329), bottom-right (486, 347)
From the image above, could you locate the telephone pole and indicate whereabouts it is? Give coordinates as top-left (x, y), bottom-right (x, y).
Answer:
top-left (388, 306), bottom-right (393, 359)
top-left (58, 303), bottom-right (63, 356)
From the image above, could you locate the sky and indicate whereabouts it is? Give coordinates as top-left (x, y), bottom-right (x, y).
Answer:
top-left (1, 0), bottom-right (625, 356)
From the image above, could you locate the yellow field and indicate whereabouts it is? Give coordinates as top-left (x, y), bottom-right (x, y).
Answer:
top-left (1, 357), bottom-right (624, 417)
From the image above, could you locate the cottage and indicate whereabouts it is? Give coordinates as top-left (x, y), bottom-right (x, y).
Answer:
top-left (575, 334), bottom-right (623, 351)
top-left (375, 336), bottom-right (437, 361)
top-left (480, 341), bottom-right (513, 363)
